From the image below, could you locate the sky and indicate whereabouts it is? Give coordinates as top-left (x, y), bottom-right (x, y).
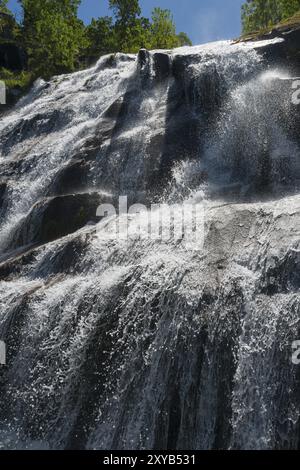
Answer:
top-left (7, 0), bottom-right (245, 45)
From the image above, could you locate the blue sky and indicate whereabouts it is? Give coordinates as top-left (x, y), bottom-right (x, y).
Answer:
top-left (7, 0), bottom-right (245, 45)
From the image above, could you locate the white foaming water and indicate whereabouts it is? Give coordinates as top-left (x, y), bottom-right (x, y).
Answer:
top-left (0, 38), bottom-right (299, 450)
top-left (0, 54), bottom-right (136, 252)
top-left (200, 67), bottom-right (300, 198)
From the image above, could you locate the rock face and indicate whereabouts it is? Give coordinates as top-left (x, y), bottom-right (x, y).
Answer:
top-left (0, 35), bottom-right (300, 450)
top-left (237, 21), bottom-right (300, 86)
top-left (10, 193), bottom-right (104, 250)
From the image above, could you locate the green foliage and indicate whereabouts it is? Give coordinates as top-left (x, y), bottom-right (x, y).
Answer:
top-left (113, 15), bottom-right (151, 53)
top-left (0, 0), bottom-right (9, 13)
top-left (177, 32), bottom-right (193, 47)
top-left (103, 3), bottom-right (192, 53)
top-left (108, 0), bottom-right (150, 52)
top-left (241, 0), bottom-right (300, 33)
top-left (109, 0), bottom-right (141, 23)
top-left (147, 8), bottom-right (192, 49)
top-left (1, 0), bottom-right (192, 88)
top-left (0, 67), bottom-right (32, 89)
top-left (279, 0), bottom-right (300, 18)
top-left (85, 16), bottom-right (116, 60)
top-left (19, 0), bottom-right (87, 79)
top-left (149, 8), bottom-right (179, 49)
top-left (0, 3), bottom-right (18, 42)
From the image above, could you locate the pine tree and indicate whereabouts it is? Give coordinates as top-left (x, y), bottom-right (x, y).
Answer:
top-left (177, 32), bottom-right (192, 47)
top-left (0, 0), bottom-right (17, 42)
top-left (19, 0), bottom-right (86, 78)
top-left (109, 0), bottom-right (143, 52)
top-left (85, 16), bottom-right (116, 62)
top-left (149, 8), bottom-right (179, 49)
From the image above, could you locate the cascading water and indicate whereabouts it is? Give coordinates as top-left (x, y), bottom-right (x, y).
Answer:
top-left (0, 37), bottom-right (299, 450)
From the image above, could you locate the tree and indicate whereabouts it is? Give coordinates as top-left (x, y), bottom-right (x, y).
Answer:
top-left (0, 1), bottom-right (17, 42)
top-left (19, 0), bottom-right (87, 78)
top-left (85, 2), bottom-right (192, 56)
top-left (0, 0), bottom-right (8, 13)
top-left (242, 0), bottom-right (300, 34)
top-left (109, 0), bottom-right (141, 25)
top-left (149, 8), bottom-right (181, 49)
top-left (13, 0), bottom-right (192, 77)
top-left (177, 31), bottom-right (192, 47)
top-left (242, 0), bottom-right (279, 33)
top-left (85, 16), bottom-right (116, 61)
top-left (109, 0), bottom-right (144, 52)
top-left (278, 0), bottom-right (300, 18)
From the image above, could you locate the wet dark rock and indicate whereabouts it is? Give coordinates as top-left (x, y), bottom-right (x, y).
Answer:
top-left (39, 235), bottom-right (91, 276)
top-left (137, 48), bottom-right (149, 70)
top-left (261, 249), bottom-right (300, 295)
top-left (153, 52), bottom-right (171, 81)
top-left (0, 181), bottom-right (7, 209)
top-left (36, 193), bottom-right (102, 244)
top-left (137, 49), bottom-right (172, 86)
top-left (50, 159), bottom-right (91, 196)
top-left (241, 23), bottom-right (300, 72)
top-left (0, 246), bottom-right (37, 281)
top-left (11, 192), bottom-right (105, 249)
top-left (103, 99), bottom-right (128, 121)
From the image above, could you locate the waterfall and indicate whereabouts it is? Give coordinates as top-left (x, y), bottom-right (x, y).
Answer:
top-left (0, 38), bottom-right (299, 450)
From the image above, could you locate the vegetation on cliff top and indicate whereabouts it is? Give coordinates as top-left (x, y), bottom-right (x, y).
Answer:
top-left (239, 8), bottom-right (300, 41)
top-left (0, 0), bottom-right (191, 83)
top-left (241, 0), bottom-right (300, 34)
top-left (1, 0), bottom-right (300, 99)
